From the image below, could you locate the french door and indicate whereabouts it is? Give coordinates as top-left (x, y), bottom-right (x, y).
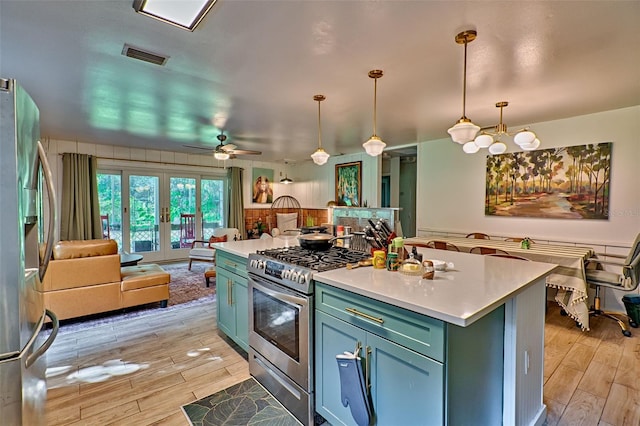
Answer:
top-left (98, 169), bottom-right (225, 263)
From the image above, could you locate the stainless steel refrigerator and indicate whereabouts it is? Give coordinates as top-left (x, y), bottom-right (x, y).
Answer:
top-left (0, 78), bottom-right (59, 424)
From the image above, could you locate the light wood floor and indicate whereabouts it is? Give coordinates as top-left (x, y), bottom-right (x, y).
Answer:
top-left (45, 301), bottom-right (639, 425)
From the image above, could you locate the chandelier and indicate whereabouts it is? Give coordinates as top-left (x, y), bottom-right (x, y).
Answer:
top-left (463, 101), bottom-right (540, 155)
top-left (362, 69), bottom-right (386, 156)
top-left (310, 94), bottom-right (330, 165)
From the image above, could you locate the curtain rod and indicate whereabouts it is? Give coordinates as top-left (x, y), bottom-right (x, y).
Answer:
top-left (57, 153), bottom-right (227, 170)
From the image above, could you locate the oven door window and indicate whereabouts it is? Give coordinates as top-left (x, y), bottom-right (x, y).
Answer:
top-left (253, 288), bottom-right (300, 361)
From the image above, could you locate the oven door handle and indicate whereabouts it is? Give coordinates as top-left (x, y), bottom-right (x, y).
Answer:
top-left (250, 278), bottom-right (308, 308)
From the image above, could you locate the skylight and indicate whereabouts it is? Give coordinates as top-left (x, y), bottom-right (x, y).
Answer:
top-left (132, 0), bottom-right (217, 31)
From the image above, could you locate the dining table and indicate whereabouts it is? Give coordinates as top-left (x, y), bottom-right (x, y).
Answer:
top-left (404, 236), bottom-right (595, 330)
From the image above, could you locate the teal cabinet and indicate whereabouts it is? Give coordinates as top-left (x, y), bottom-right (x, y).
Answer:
top-left (315, 282), bottom-right (505, 426)
top-left (315, 310), bottom-right (443, 426)
top-left (234, 276), bottom-right (248, 349)
top-left (368, 333), bottom-right (443, 426)
top-left (215, 250), bottom-right (249, 351)
top-left (315, 310), bottom-right (367, 425)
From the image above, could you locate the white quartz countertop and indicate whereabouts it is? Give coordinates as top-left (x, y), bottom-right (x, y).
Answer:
top-left (215, 241), bottom-right (557, 327)
top-left (213, 237), bottom-right (300, 257)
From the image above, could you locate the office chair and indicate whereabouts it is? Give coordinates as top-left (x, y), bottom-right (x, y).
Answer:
top-left (585, 233), bottom-right (640, 337)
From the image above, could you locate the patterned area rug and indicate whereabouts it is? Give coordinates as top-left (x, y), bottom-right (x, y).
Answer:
top-left (182, 378), bottom-right (300, 426)
top-left (55, 261), bottom-right (216, 334)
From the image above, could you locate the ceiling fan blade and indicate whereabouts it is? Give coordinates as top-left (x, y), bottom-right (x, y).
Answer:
top-left (183, 144), bottom-right (213, 151)
top-left (221, 143), bottom-right (237, 152)
top-left (228, 149), bottom-right (262, 155)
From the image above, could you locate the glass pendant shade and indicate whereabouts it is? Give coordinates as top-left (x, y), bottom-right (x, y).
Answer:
top-left (364, 69), bottom-right (386, 156)
top-left (363, 136), bottom-right (386, 156)
top-left (311, 148), bottom-right (330, 165)
top-left (474, 133), bottom-right (494, 148)
top-left (280, 176), bottom-right (293, 184)
top-left (463, 141), bottom-right (480, 154)
top-left (448, 120), bottom-right (480, 144)
top-left (488, 142), bottom-right (507, 155)
top-left (214, 152), bottom-right (229, 160)
top-left (521, 138), bottom-right (541, 151)
top-left (514, 130), bottom-right (536, 146)
top-left (311, 94), bottom-right (330, 165)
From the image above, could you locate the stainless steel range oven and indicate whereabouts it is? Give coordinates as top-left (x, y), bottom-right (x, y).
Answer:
top-left (247, 246), bottom-right (370, 425)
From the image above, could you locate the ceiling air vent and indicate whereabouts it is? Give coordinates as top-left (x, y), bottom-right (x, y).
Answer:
top-left (122, 44), bottom-right (169, 66)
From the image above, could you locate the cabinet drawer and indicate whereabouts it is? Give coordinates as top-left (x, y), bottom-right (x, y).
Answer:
top-left (216, 250), bottom-right (247, 278)
top-left (316, 283), bottom-right (445, 362)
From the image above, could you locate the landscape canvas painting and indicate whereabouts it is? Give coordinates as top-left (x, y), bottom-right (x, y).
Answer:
top-left (485, 142), bottom-right (611, 219)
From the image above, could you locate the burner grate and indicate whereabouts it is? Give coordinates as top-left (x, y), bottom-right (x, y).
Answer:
top-left (258, 246), bottom-right (370, 272)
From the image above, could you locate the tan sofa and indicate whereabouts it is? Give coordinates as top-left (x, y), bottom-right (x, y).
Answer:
top-left (38, 239), bottom-right (170, 321)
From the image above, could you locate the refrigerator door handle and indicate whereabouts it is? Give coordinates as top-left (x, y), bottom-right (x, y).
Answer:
top-left (25, 310), bottom-right (58, 369)
top-left (37, 140), bottom-right (58, 282)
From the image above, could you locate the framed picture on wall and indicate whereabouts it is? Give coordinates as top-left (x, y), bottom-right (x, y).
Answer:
top-left (485, 142), bottom-right (612, 219)
top-left (252, 168), bottom-right (274, 204)
top-left (335, 161), bottom-right (361, 206)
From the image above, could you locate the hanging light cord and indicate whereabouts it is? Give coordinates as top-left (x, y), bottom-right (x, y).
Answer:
top-left (317, 98), bottom-right (323, 148)
top-left (462, 38), bottom-right (468, 119)
top-left (372, 76), bottom-right (378, 136)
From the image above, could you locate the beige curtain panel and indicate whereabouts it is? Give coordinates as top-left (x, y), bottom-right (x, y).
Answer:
top-left (60, 153), bottom-right (102, 241)
top-left (227, 167), bottom-right (244, 234)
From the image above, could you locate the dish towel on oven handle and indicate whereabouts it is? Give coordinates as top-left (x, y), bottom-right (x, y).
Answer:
top-left (336, 351), bottom-right (372, 426)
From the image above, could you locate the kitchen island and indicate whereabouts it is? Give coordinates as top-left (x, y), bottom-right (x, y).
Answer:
top-left (213, 239), bottom-right (557, 426)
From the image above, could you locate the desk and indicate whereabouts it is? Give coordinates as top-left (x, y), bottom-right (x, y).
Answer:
top-left (120, 253), bottom-right (143, 267)
top-left (405, 236), bottom-right (595, 330)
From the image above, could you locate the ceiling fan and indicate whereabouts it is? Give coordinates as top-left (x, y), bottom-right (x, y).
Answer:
top-left (184, 131), bottom-right (262, 158)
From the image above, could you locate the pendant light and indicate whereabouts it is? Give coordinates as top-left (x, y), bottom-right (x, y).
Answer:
top-left (311, 94), bottom-right (330, 165)
top-left (280, 175), bottom-right (293, 184)
top-left (448, 30), bottom-right (480, 144)
top-left (362, 69), bottom-right (386, 156)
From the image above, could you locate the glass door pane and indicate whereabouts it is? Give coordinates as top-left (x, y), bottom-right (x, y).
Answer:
top-left (169, 176), bottom-right (196, 250)
top-left (129, 174), bottom-right (160, 254)
top-left (201, 178), bottom-right (225, 239)
top-left (97, 172), bottom-right (123, 249)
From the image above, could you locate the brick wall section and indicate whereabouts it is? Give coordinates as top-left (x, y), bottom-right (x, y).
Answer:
top-left (243, 208), bottom-right (329, 238)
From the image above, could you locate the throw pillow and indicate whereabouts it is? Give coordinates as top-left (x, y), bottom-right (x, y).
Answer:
top-left (208, 234), bottom-right (227, 248)
top-left (276, 212), bottom-right (298, 232)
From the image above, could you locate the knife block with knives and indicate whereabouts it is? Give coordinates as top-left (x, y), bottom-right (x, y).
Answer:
top-left (363, 218), bottom-right (408, 260)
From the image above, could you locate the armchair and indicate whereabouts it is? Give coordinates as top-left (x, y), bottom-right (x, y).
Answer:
top-left (188, 227), bottom-right (239, 270)
top-left (586, 233), bottom-right (640, 337)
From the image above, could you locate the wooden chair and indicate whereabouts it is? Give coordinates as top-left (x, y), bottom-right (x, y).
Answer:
top-left (585, 233), bottom-right (640, 336)
top-left (470, 246), bottom-right (509, 255)
top-left (486, 253), bottom-right (530, 261)
top-left (180, 213), bottom-right (196, 248)
top-left (466, 232), bottom-right (490, 239)
top-left (188, 228), bottom-right (239, 270)
top-left (425, 240), bottom-right (460, 252)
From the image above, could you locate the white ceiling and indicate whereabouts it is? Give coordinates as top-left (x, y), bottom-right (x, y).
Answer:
top-left (1, 1), bottom-right (638, 163)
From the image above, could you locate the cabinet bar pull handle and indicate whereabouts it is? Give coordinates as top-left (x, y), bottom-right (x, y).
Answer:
top-left (365, 345), bottom-right (372, 392)
top-left (345, 307), bottom-right (384, 325)
top-left (224, 260), bottom-right (237, 268)
top-left (227, 279), bottom-right (232, 305)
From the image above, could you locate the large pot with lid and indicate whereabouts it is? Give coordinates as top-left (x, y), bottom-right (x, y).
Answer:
top-left (297, 232), bottom-right (351, 251)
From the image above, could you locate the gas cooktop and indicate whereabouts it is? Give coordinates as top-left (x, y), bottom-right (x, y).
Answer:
top-left (256, 246), bottom-right (371, 272)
